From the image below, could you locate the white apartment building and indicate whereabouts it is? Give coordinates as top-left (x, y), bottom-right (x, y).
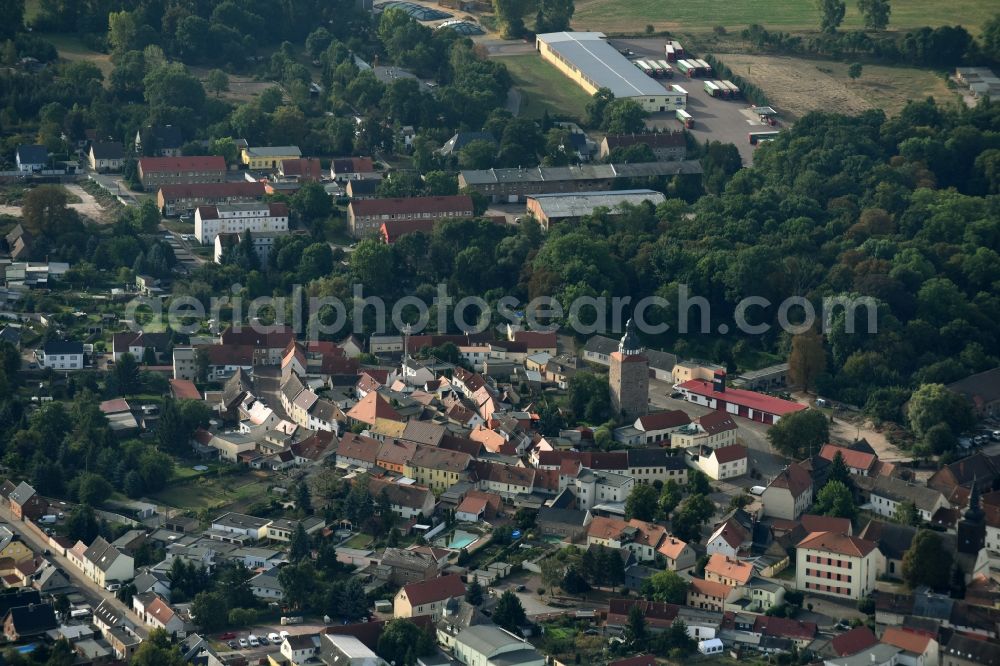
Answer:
top-left (795, 531), bottom-right (883, 600)
top-left (195, 202), bottom-right (290, 244)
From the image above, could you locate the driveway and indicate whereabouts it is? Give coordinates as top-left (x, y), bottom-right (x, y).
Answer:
top-left (0, 502), bottom-right (149, 639)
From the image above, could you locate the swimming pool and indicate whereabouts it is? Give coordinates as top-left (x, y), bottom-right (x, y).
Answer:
top-left (438, 529), bottom-right (479, 550)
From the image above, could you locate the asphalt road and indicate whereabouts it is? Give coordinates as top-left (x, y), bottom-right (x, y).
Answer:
top-left (0, 503), bottom-right (149, 639)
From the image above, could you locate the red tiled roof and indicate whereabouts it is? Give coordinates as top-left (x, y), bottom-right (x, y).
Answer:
top-left (346, 391), bottom-right (402, 425)
top-left (281, 157), bottom-right (323, 179)
top-left (332, 157), bottom-right (375, 173)
top-left (705, 553), bottom-right (753, 585)
top-left (169, 379), bottom-right (201, 401)
top-left (637, 410), bottom-right (691, 431)
top-left (754, 615), bottom-right (817, 640)
top-left (679, 379), bottom-right (807, 416)
top-left (157, 182), bottom-right (266, 200)
top-left (201, 344), bottom-right (254, 366)
top-left (800, 514), bottom-right (852, 535)
top-left (768, 462), bottom-right (813, 498)
top-left (697, 410), bottom-right (738, 434)
top-left (513, 331), bottom-right (557, 348)
top-left (350, 195), bottom-right (473, 218)
top-left (712, 444), bottom-right (747, 464)
top-left (797, 531), bottom-right (877, 557)
top-left (291, 431), bottom-right (335, 461)
top-left (831, 626), bottom-right (878, 656)
top-left (881, 627), bottom-right (933, 654)
top-left (657, 536), bottom-right (690, 560)
top-left (820, 444), bottom-right (877, 473)
top-left (399, 574), bottom-right (465, 606)
top-left (99, 398), bottom-right (130, 414)
top-left (689, 577), bottom-right (732, 599)
top-left (607, 599), bottom-right (678, 629)
top-left (139, 155), bottom-right (225, 173)
top-left (336, 433), bottom-right (380, 464)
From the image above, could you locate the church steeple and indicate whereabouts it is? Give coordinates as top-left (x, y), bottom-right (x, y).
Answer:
top-left (618, 318), bottom-right (644, 356)
top-left (964, 479), bottom-right (984, 523)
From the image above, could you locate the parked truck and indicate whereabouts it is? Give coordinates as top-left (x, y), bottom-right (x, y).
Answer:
top-left (721, 80), bottom-right (741, 97)
top-left (635, 60), bottom-right (654, 76)
top-left (655, 60), bottom-right (674, 77)
top-left (665, 40), bottom-right (684, 60)
top-left (280, 616), bottom-right (304, 625)
top-left (676, 109), bottom-right (694, 128)
top-left (694, 59), bottom-right (713, 76)
top-left (703, 80), bottom-right (721, 97)
top-left (675, 59), bottom-right (694, 77)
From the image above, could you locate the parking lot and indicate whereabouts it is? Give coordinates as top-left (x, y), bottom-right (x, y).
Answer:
top-left (606, 37), bottom-right (775, 165)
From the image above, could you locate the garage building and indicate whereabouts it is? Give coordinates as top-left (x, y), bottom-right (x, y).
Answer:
top-left (536, 32), bottom-right (687, 113)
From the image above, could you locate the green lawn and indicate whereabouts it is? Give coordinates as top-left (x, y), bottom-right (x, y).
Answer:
top-left (573, 0), bottom-right (993, 34)
top-left (149, 473), bottom-right (271, 511)
top-left (42, 34), bottom-right (113, 78)
top-left (497, 54), bottom-right (592, 123)
top-left (342, 533), bottom-right (374, 549)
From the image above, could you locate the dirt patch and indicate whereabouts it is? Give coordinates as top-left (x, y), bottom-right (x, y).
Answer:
top-left (713, 54), bottom-right (872, 119)
top-left (713, 53), bottom-right (958, 119)
top-left (190, 67), bottom-right (279, 104)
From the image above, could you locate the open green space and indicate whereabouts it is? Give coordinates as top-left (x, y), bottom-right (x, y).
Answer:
top-left (497, 54), bottom-right (592, 122)
top-left (148, 472), bottom-right (271, 511)
top-left (342, 533), bottom-right (374, 549)
top-left (42, 34), bottom-right (114, 78)
top-left (573, 0), bottom-right (993, 34)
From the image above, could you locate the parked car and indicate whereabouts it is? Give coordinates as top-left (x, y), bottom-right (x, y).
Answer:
top-left (105, 582), bottom-right (121, 592)
top-left (219, 632), bottom-right (236, 640)
top-left (239, 638), bottom-right (249, 648)
top-left (279, 631), bottom-right (290, 640)
top-left (227, 641), bottom-right (238, 649)
top-left (258, 636), bottom-right (269, 646)
top-left (268, 633), bottom-right (281, 643)
top-left (248, 635), bottom-right (259, 648)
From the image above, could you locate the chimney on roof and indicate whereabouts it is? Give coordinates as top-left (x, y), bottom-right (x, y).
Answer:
top-left (713, 370), bottom-right (726, 393)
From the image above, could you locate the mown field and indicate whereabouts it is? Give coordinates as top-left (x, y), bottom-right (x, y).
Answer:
top-left (496, 54), bottom-right (593, 122)
top-left (572, 0), bottom-right (993, 34)
top-left (714, 53), bottom-right (960, 118)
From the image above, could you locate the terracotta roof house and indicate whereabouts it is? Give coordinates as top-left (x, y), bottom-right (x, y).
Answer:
top-left (796, 531), bottom-right (881, 600)
top-left (819, 443), bottom-right (878, 476)
top-left (704, 553), bottom-right (754, 587)
top-left (800, 514), bottom-right (853, 536)
top-left (336, 433), bottom-right (380, 469)
top-left (393, 574), bottom-right (466, 618)
top-left (347, 391), bottom-right (402, 426)
top-left (830, 626), bottom-right (878, 656)
top-left (656, 536), bottom-right (696, 570)
top-left (753, 615), bottom-right (817, 647)
top-left (762, 462), bottom-right (814, 520)
top-left (606, 599), bottom-right (678, 631)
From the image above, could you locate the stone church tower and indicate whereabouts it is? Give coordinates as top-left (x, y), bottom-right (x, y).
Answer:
top-left (609, 318), bottom-right (649, 421)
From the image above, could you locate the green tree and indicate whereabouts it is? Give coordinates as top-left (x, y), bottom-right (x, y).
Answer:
top-left (814, 480), bottom-right (856, 522)
top-left (567, 372), bottom-right (612, 424)
top-left (789, 330), bottom-right (826, 393)
top-left (112, 352), bottom-right (140, 397)
top-left (132, 629), bottom-right (186, 666)
top-left (466, 579), bottom-right (484, 605)
top-left (907, 383), bottom-right (975, 442)
top-left (76, 473), bottom-right (112, 506)
top-left (893, 500), bottom-right (920, 526)
top-left (351, 239), bottom-right (394, 294)
top-left (290, 524), bottom-right (311, 562)
top-left (817, 0), bottom-right (846, 32)
top-left (857, 0), bottom-right (890, 30)
top-left (625, 483), bottom-right (659, 521)
top-left (0, 0), bottom-right (24, 41)
top-left (492, 590), bottom-right (526, 633)
top-left (602, 99), bottom-right (648, 134)
top-left (641, 570), bottom-right (689, 603)
top-left (207, 68), bottom-right (230, 96)
top-left (826, 451), bottom-right (853, 490)
top-left (902, 529), bottom-right (953, 592)
top-left (378, 620), bottom-right (437, 666)
top-left (194, 347), bottom-right (210, 383)
top-left (848, 62), bottom-right (863, 81)
top-left (659, 480), bottom-right (682, 517)
top-left (459, 140), bottom-right (498, 170)
top-left (586, 88), bottom-right (615, 128)
top-left (688, 469), bottom-right (711, 495)
top-left (767, 409), bottom-right (829, 458)
top-left (625, 604), bottom-right (647, 647)
top-left (191, 591), bottom-right (228, 632)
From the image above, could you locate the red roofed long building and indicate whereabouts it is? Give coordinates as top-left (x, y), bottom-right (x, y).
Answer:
top-left (348, 195), bottom-right (473, 237)
top-left (138, 155), bottom-right (226, 188)
top-left (795, 531), bottom-right (882, 600)
top-left (156, 181), bottom-right (267, 216)
top-left (676, 371), bottom-right (805, 425)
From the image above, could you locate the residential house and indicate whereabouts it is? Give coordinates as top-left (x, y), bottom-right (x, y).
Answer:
top-left (194, 201), bottom-right (289, 244)
top-left (825, 644), bottom-right (901, 666)
top-left (172, 346), bottom-right (197, 381)
top-left (330, 157), bottom-right (378, 183)
top-left (687, 444), bottom-right (748, 480)
top-left (135, 125), bottom-right (183, 157)
top-left (406, 446), bottom-right (472, 493)
top-left (249, 567), bottom-right (283, 600)
top-left (336, 432), bottom-right (380, 469)
top-left (15, 145), bottom-right (48, 173)
top-left (3, 602), bottom-right (58, 641)
top-left (586, 516), bottom-right (666, 562)
top-left (34, 340), bottom-right (84, 371)
top-left (8, 482), bottom-right (46, 521)
top-left (80, 536), bottom-right (134, 587)
top-left (211, 513), bottom-right (270, 542)
top-left (762, 462), bottom-right (814, 520)
top-left (113, 331), bottom-right (170, 362)
top-left (88, 142), bottom-right (125, 172)
top-left (137, 156), bottom-right (226, 188)
top-left (796, 531), bottom-right (882, 600)
top-left (614, 410), bottom-right (691, 446)
top-left (857, 476), bottom-right (949, 523)
top-left (704, 553), bottom-right (754, 588)
top-left (346, 391), bottom-right (402, 427)
top-left (882, 627), bottom-right (939, 666)
top-left (706, 518), bottom-right (752, 558)
top-left (133, 593), bottom-right (185, 635)
top-left (393, 574), bottom-right (466, 618)
top-left (209, 431), bottom-right (257, 462)
top-left (537, 507), bottom-right (592, 541)
top-left (687, 577), bottom-right (736, 613)
top-left (380, 547), bottom-right (439, 585)
top-left (266, 516), bottom-right (325, 542)
top-left (819, 443), bottom-right (879, 476)
top-left (279, 157), bottom-right (323, 181)
top-left (669, 411), bottom-right (739, 449)
top-left (657, 536), bottom-right (696, 570)
top-left (369, 479), bottom-right (435, 519)
top-left (830, 626), bottom-right (879, 657)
